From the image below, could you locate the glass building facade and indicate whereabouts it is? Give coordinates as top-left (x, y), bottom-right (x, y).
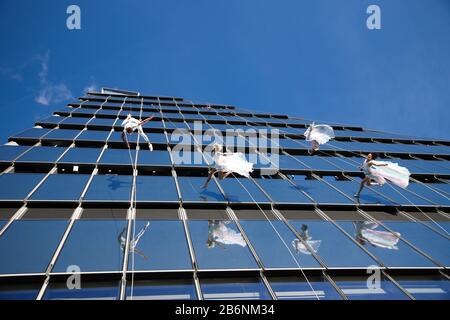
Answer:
top-left (0, 90), bottom-right (449, 300)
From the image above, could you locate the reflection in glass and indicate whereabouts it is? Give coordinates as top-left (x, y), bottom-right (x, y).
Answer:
top-left (207, 220), bottom-right (246, 249)
top-left (269, 276), bottom-right (342, 300)
top-left (292, 224), bottom-right (321, 255)
top-left (43, 281), bottom-right (120, 300)
top-left (394, 276), bottom-right (450, 300)
top-left (0, 283), bottom-right (41, 300)
top-left (119, 221), bottom-right (150, 260)
top-left (200, 278), bottom-right (272, 300)
top-left (126, 279), bottom-right (197, 300)
top-left (354, 221), bottom-right (400, 250)
top-left (334, 276), bottom-right (409, 300)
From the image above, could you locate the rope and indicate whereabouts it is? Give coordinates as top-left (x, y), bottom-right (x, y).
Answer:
top-left (231, 173), bottom-right (320, 300)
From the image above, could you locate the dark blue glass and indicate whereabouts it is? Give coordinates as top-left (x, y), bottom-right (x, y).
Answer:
top-left (327, 180), bottom-right (396, 205)
top-left (395, 277), bottom-right (450, 300)
top-left (44, 281), bottom-right (120, 300)
top-left (289, 221), bottom-right (379, 268)
top-left (337, 221), bottom-right (435, 268)
top-left (43, 129), bottom-right (81, 140)
top-left (255, 179), bottom-right (313, 205)
top-left (0, 220), bottom-right (67, 274)
top-left (71, 108), bottom-right (96, 116)
top-left (276, 155), bottom-right (309, 170)
top-left (10, 128), bottom-right (50, 139)
top-left (293, 179), bottom-right (354, 205)
top-left (201, 278), bottom-right (272, 300)
top-left (58, 147), bottom-right (102, 164)
top-left (138, 150), bottom-right (172, 167)
top-left (0, 145), bottom-right (31, 162)
top-left (178, 177), bottom-right (226, 203)
top-left (53, 220), bottom-right (128, 272)
top-left (319, 156), bottom-right (363, 172)
top-left (75, 130), bottom-right (110, 142)
top-left (171, 150), bottom-right (209, 167)
top-left (83, 175), bottom-right (132, 202)
top-left (125, 279), bottom-right (197, 300)
top-left (0, 283), bottom-right (41, 300)
top-left (378, 183), bottom-right (441, 206)
top-left (217, 178), bottom-right (271, 204)
top-left (240, 220), bottom-right (321, 268)
top-left (0, 220), bottom-right (7, 230)
top-left (29, 174), bottom-right (90, 201)
top-left (135, 176), bottom-right (179, 203)
top-left (99, 148), bottom-right (137, 165)
top-left (382, 222), bottom-right (450, 266)
top-left (36, 115), bottom-right (63, 126)
top-left (87, 118), bottom-right (116, 129)
top-left (0, 173), bottom-right (46, 201)
top-left (15, 146), bottom-right (67, 163)
top-left (269, 276), bottom-right (342, 300)
top-left (406, 183), bottom-right (450, 206)
top-left (60, 117), bottom-right (90, 126)
top-left (127, 220), bottom-right (191, 271)
top-left (95, 109), bottom-right (119, 117)
top-left (334, 276), bottom-right (409, 300)
top-left (188, 220), bottom-right (258, 270)
top-left (295, 156), bottom-right (342, 171)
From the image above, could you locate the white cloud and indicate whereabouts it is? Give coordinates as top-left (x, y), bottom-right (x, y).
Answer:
top-left (34, 50), bottom-right (73, 106)
top-left (84, 76), bottom-right (99, 93)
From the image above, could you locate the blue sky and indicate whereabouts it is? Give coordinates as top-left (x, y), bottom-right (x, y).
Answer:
top-left (0, 0), bottom-right (449, 142)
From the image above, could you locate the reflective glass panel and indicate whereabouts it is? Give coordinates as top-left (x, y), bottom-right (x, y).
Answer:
top-left (269, 276), bottom-right (342, 300)
top-left (43, 281), bottom-right (120, 300)
top-left (83, 175), bottom-right (132, 202)
top-left (188, 220), bottom-right (258, 270)
top-left (135, 176), bottom-right (178, 202)
top-left (125, 279), bottom-right (197, 300)
top-left (15, 146), bottom-right (67, 163)
top-left (218, 178), bottom-right (271, 204)
top-left (200, 278), bottom-right (272, 300)
top-left (0, 283), bottom-right (41, 300)
top-left (0, 173), bottom-right (45, 201)
top-left (0, 145), bottom-right (31, 162)
top-left (178, 177), bottom-right (226, 203)
top-left (29, 174), bottom-right (90, 201)
top-left (255, 179), bottom-right (313, 205)
top-left (58, 147), bottom-right (102, 164)
top-left (394, 275), bottom-right (450, 300)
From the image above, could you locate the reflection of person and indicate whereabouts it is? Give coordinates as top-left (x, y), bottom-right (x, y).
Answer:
top-left (201, 144), bottom-right (253, 189)
top-left (303, 123), bottom-right (335, 154)
top-left (292, 224), bottom-right (321, 255)
top-left (354, 221), bottom-right (400, 250)
top-left (206, 220), bottom-right (246, 248)
top-left (354, 153), bottom-right (410, 197)
top-left (121, 114), bottom-right (154, 150)
top-left (118, 221), bottom-right (150, 260)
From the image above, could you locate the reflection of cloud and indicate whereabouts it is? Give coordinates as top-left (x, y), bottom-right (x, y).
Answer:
top-left (0, 66), bottom-right (23, 81)
top-left (34, 50), bottom-right (73, 105)
top-left (84, 76), bottom-right (99, 93)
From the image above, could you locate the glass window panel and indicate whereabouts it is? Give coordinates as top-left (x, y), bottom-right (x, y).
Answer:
top-left (58, 147), bottom-right (102, 164)
top-left (269, 276), bottom-right (342, 300)
top-left (36, 115), bottom-right (63, 126)
top-left (382, 222), bottom-right (450, 266)
top-left (29, 174), bottom-right (90, 201)
top-left (96, 109), bottom-right (119, 116)
top-left (276, 155), bottom-right (309, 170)
top-left (53, 220), bottom-right (128, 272)
top-left (136, 176), bottom-right (179, 203)
top-left (289, 221), bottom-right (379, 268)
top-left (178, 177), bottom-right (226, 203)
top-left (334, 275), bottom-right (409, 300)
top-left (15, 146), bottom-right (67, 163)
top-left (75, 130), bottom-right (110, 142)
top-left (324, 156), bottom-right (363, 172)
top-left (337, 221), bottom-right (435, 268)
top-left (293, 179), bottom-right (354, 205)
top-left (0, 173), bottom-right (46, 201)
top-left (59, 117), bottom-right (90, 126)
top-left (71, 108), bottom-right (96, 116)
top-left (295, 156), bottom-right (342, 171)
top-left (87, 118), bottom-right (116, 129)
top-left (376, 183), bottom-right (439, 206)
top-left (43, 281), bottom-right (120, 300)
top-left (10, 128), bottom-right (50, 139)
top-left (83, 175), bottom-right (132, 202)
top-left (126, 220), bottom-right (191, 271)
top-left (0, 220), bottom-right (67, 274)
top-left (99, 148), bottom-right (137, 165)
top-left (327, 180), bottom-right (396, 206)
top-left (43, 129), bottom-right (81, 140)
top-left (255, 179), bottom-right (313, 205)
top-left (188, 220), bottom-right (258, 270)
top-left (406, 183), bottom-right (450, 206)
top-left (125, 279), bottom-right (197, 300)
top-left (0, 145), bottom-right (31, 162)
top-left (240, 220), bottom-right (321, 268)
top-left (138, 150), bottom-right (172, 167)
top-left (0, 283), bottom-right (41, 300)
top-left (394, 275), bottom-right (450, 300)
top-left (218, 178), bottom-right (271, 204)
top-left (200, 278), bottom-right (272, 300)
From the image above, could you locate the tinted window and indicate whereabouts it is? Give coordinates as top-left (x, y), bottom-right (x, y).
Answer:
top-left (0, 220), bottom-right (67, 274)
top-left (11, 128), bottom-right (50, 139)
top-left (0, 283), bottom-right (41, 300)
top-left (99, 148), bottom-right (137, 165)
top-left (200, 278), bottom-right (272, 300)
top-left (294, 179), bottom-right (354, 205)
top-left (75, 130), bottom-right (110, 142)
top-left (29, 174), bottom-right (90, 201)
top-left (255, 179), bottom-right (313, 205)
top-left (58, 147), bottom-right (102, 164)
top-left (0, 146), bottom-right (31, 162)
top-left (136, 176), bottom-right (178, 203)
top-left (138, 150), bottom-right (172, 167)
top-left (127, 220), bottom-right (191, 271)
top-left (44, 129), bottom-right (81, 140)
top-left (16, 146), bottom-right (67, 163)
top-left (240, 220), bottom-right (321, 268)
top-left (394, 276), bottom-right (450, 300)
top-left (217, 178), bottom-right (271, 204)
top-left (269, 276), bottom-right (342, 300)
top-left (289, 221), bottom-right (378, 268)
top-left (53, 220), bottom-right (128, 272)
top-left (0, 173), bottom-right (45, 201)
top-left (44, 281), bottom-right (120, 300)
top-left (125, 279), bottom-right (197, 300)
top-left (188, 220), bottom-right (258, 270)
top-left (334, 276), bottom-right (409, 300)
top-left (83, 175), bottom-right (132, 202)
top-left (178, 177), bottom-right (226, 204)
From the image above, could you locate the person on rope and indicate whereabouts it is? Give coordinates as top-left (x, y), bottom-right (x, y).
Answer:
top-left (304, 122), bottom-right (335, 154)
top-left (121, 114), bottom-right (154, 151)
top-left (118, 221), bottom-right (150, 260)
top-left (354, 153), bottom-right (410, 197)
top-left (201, 143), bottom-right (254, 189)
